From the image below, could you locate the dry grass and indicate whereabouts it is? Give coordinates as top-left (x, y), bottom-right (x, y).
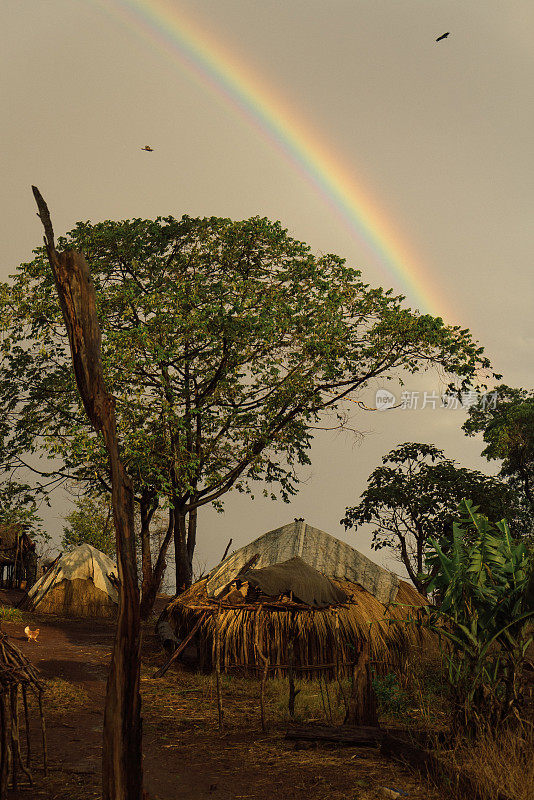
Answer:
top-left (41, 677), bottom-right (91, 713)
top-left (165, 577), bottom-right (432, 679)
top-left (446, 726), bottom-right (534, 800)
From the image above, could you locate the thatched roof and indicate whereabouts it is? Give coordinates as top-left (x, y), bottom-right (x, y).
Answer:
top-left (0, 524), bottom-right (35, 566)
top-left (164, 521), bottom-right (430, 678)
top-left (207, 520), bottom-right (399, 604)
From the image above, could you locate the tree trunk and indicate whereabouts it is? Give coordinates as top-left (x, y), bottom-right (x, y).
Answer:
top-left (344, 639), bottom-right (379, 727)
top-left (139, 509), bottom-right (175, 618)
top-left (186, 506), bottom-right (197, 569)
top-left (139, 492), bottom-right (157, 619)
top-left (174, 509), bottom-right (192, 591)
top-left (33, 188), bottom-right (143, 800)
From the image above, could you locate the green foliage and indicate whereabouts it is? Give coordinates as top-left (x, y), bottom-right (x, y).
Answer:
top-left (463, 385), bottom-right (534, 529)
top-left (62, 495), bottom-right (115, 557)
top-left (1, 215), bottom-right (492, 576)
top-left (0, 606), bottom-right (23, 622)
top-left (0, 479), bottom-right (46, 542)
top-left (371, 671), bottom-right (408, 716)
top-left (342, 442), bottom-right (517, 593)
top-left (420, 499), bottom-right (534, 732)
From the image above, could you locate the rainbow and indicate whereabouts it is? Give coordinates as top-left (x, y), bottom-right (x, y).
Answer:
top-left (95, 0), bottom-right (449, 318)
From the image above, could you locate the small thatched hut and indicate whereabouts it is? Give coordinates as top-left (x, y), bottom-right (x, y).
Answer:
top-left (162, 520), bottom-right (429, 678)
top-left (20, 544), bottom-right (119, 618)
top-left (0, 525), bottom-right (37, 590)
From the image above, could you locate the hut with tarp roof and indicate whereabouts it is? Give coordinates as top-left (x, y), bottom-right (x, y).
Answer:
top-left (19, 544), bottom-right (119, 618)
top-left (160, 520), bottom-right (430, 679)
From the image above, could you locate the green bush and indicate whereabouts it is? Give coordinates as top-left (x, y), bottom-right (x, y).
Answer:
top-left (0, 606), bottom-right (23, 622)
top-left (371, 671), bottom-right (408, 715)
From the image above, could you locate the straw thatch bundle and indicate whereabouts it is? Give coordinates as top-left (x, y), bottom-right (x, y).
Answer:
top-left (164, 576), bottom-right (429, 679)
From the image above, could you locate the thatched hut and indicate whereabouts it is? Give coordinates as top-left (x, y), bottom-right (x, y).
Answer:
top-left (162, 520), bottom-right (429, 678)
top-left (20, 544), bottom-right (119, 618)
top-left (0, 525), bottom-right (37, 590)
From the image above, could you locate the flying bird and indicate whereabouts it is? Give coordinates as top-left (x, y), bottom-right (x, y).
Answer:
top-left (24, 626), bottom-right (40, 642)
top-left (436, 32), bottom-right (450, 42)
top-left (141, 145), bottom-right (154, 152)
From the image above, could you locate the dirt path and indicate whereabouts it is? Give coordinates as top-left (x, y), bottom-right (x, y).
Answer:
top-left (1, 596), bottom-right (444, 800)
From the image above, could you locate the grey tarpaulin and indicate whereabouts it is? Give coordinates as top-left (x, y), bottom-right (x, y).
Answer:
top-left (240, 556), bottom-right (349, 607)
top-left (206, 520), bottom-right (400, 604)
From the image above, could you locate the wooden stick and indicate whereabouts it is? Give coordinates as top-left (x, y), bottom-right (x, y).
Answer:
top-left (0, 692), bottom-right (10, 798)
top-left (21, 685), bottom-right (31, 768)
top-left (37, 691), bottom-right (47, 777)
top-left (9, 689), bottom-right (17, 791)
top-left (152, 614), bottom-right (206, 678)
top-left (221, 539), bottom-right (233, 562)
top-left (10, 688), bottom-right (32, 786)
top-left (318, 676), bottom-right (329, 722)
top-left (323, 676), bottom-right (333, 724)
top-left (334, 612), bottom-right (348, 717)
top-left (214, 604), bottom-right (224, 730)
top-left (254, 607), bottom-right (269, 732)
top-left (287, 620), bottom-right (300, 719)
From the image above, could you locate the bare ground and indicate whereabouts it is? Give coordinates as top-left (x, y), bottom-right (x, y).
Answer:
top-left (0, 591), bottom-right (445, 800)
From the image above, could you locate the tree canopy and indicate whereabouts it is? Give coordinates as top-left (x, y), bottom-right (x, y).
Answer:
top-left (342, 442), bottom-right (518, 593)
top-left (62, 494), bottom-right (116, 557)
top-left (462, 384), bottom-right (534, 516)
top-left (1, 214), bottom-right (492, 588)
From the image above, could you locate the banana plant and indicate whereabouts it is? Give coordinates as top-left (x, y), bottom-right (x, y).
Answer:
top-left (419, 499), bottom-right (534, 732)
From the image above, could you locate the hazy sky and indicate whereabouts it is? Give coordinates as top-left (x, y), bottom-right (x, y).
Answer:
top-left (2, 1), bottom-right (533, 577)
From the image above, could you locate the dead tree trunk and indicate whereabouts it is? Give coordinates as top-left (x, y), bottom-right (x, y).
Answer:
top-left (32, 187), bottom-right (143, 800)
top-left (344, 639), bottom-right (379, 727)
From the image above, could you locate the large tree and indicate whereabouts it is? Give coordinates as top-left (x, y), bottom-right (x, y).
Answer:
top-left (462, 385), bottom-right (534, 518)
top-left (342, 442), bottom-right (519, 594)
top-left (1, 215), bottom-right (492, 595)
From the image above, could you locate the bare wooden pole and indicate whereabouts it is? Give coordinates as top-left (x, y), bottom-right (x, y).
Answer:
top-left (10, 688), bottom-right (32, 786)
top-left (32, 187), bottom-right (142, 800)
top-left (21, 685), bottom-right (31, 768)
top-left (254, 607), bottom-right (269, 731)
top-left (334, 611), bottom-right (348, 718)
top-left (9, 689), bottom-right (17, 791)
top-left (287, 618), bottom-right (300, 719)
top-left (152, 613), bottom-right (207, 678)
top-left (323, 676), bottom-right (333, 724)
top-left (37, 691), bottom-right (47, 777)
top-left (221, 538), bottom-right (233, 562)
top-left (214, 604), bottom-right (224, 731)
top-left (0, 693), bottom-right (9, 798)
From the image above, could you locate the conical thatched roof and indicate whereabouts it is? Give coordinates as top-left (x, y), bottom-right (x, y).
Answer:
top-left (207, 520), bottom-right (399, 604)
top-left (163, 521), bottom-right (430, 678)
top-left (20, 544), bottom-right (119, 618)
